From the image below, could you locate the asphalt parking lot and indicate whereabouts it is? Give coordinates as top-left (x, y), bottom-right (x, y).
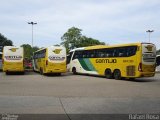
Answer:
top-left (0, 71), bottom-right (160, 119)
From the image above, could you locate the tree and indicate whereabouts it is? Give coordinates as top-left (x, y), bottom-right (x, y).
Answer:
top-left (21, 44), bottom-right (39, 59)
top-left (79, 36), bottom-right (105, 47)
top-left (157, 49), bottom-right (160, 55)
top-left (32, 46), bottom-right (39, 53)
top-left (21, 44), bottom-right (32, 59)
top-left (0, 33), bottom-right (13, 46)
top-left (61, 27), bottom-right (82, 50)
top-left (61, 27), bottom-right (105, 52)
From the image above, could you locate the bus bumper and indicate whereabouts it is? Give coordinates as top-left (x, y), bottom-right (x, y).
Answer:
top-left (45, 68), bottom-right (66, 73)
top-left (3, 67), bottom-right (24, 72)
top-left (138, 72), bottom-right (155, 77)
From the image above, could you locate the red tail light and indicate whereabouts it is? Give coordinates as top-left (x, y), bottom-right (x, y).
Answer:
top-left (138, 62), bottom-right (143, 72)
top-left (46, 60), bottom-right (48, 66)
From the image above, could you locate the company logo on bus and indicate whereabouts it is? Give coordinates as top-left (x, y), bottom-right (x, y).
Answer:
top-left (49, 56), bottom-right (65, 61)
top-left (53, 49), bottom-right (62, 54)
top-left (9, 48), bottom-right (19, 52)
top-left (145, 45), bottom-right (153, 51)
top-left (5, 56), bottom-right (22, 60)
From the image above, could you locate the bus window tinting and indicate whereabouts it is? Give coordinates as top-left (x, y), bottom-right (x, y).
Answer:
top-left (67, 52), bottom-right (73, 64)
top-left (156, 56), bottom-right (160, 66)
top-left (72, 46), bottom-right (137, 59)
top-left (34, 49), bottom-right (46, 59)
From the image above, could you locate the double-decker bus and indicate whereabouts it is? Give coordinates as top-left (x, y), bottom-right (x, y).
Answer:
top-left (2, 46), bottom-right (25, 74)
top-left (67, 43), bottom-right (156, 79)
top-left (33, 46), bottom-right (66, 75)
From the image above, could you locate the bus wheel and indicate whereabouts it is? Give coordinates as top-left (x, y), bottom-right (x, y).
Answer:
top-left (105, 69), bottom-right (112, 79)
top-left (6, 72), bottom-right (9, 75)
top-left (113, 69), bottom-right (121, 80)
top-left (40, 68), bottom-right (44, 75)
top-left (57, 73), bottom-right (61, 76)
top-left (72, 67), bottom-right (77, 75)
top-left (21, 72), bottom-right (25, 75)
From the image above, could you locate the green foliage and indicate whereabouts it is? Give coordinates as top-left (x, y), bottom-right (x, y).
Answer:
top-left (61, 27), bottom-right (105, 53)
top-left (0, 33), bottom-right (13, 46)
top-left (21, 44), bottom-right (39, 59)
top-left (32, 46), bottom-right (39, 53)
top-left (21, 44), bottom-right (32, 59)
top-left (157, 49), bottom-right (160, 55)
top-left (79, 36), bottom-right (105, 47)
top-left (61, 27), bottom-right (82, 49)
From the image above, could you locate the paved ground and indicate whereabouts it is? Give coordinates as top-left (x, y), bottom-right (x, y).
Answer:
top-left (0, 71), bottom-right (160, 119)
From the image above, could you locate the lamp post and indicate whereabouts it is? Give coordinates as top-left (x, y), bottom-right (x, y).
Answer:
top-left (28, 22), bottom-right (37, 47)
top-left (146, 30), bottom-right (154, 43)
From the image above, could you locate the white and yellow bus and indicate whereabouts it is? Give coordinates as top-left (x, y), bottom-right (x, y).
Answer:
top-left (33, 46), bottom-right (66, 75)
top-left (3, 46), bottom-right (25, 74)
top-left (67, 43), bottom-right (156, 79)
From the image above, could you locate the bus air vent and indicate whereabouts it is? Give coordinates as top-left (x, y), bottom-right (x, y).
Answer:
top-left (126, 66), bottom-right (135, 76)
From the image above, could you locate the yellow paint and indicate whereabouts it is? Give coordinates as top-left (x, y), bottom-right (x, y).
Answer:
top-left (34, 47), bottom-right (66, 74)
top-left (9, 48), bottom-right (18, 52)
top-left (53, 49), bottom-right (62, 54)
top-left (84, 43), bottom-right (155, 78)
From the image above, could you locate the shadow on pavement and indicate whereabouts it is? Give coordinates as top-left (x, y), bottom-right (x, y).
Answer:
top-left (74, 73), bottom-right (157, 83)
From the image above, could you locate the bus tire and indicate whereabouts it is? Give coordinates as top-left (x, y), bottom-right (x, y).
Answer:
top-left (6, 72), bottom-right (9, 75)
top-left (21, 72), bottom-right (25, 75)
top-left (57, 73), bottom-right (61, 76)
top-left (40, 68), bottom-right (44, 75)
top-left (105, 69), bottom-right (112, 79)
top-left (113, 69), bottom-right (121, 80)
top-left (72, 67), bottom-right (77, 75)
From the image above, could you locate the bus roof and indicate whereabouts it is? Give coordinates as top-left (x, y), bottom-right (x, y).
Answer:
top-left (33, 45), bottom-right (65, 53)
top-left (69, 42), bottom-right (156, 52)
top-left (69, 42), bottom-right (145, 52)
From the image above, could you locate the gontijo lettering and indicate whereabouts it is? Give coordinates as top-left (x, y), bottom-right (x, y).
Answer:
top-left (96, 59), bottom-right (117, 63)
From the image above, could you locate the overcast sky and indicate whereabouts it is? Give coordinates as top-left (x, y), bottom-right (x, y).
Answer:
top-left (0, 0), bottom-right (160, 49)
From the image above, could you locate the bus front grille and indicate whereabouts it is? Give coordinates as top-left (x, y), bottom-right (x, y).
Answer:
top-left (126, 66), bottom-right (135, 76)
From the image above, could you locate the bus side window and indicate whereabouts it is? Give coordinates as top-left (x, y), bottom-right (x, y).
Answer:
top-left (95, 49), bottom-right (105, 58)
top-left (156, 56), bottom-right (160, 66)
top-left (119, 48), bottom-right (127, 57)
top-left (88, 50), bottom-right (95, 58)
top-left (114, 48), bottom-right (119, 57)
top-left (72, 51), bottom-right (78, 60)
top-left (67, 55), bottom-right (71, 64)
top-left (72, 51), bottom-right (82, 60)
top-left (82, 51), bottom-right (87, 58)
top-left (127, 46), bottom-right (137, 56)
top-left (104, 48), bottom-right (114, 57)
top-left (67, 52), bottom-right (73, 64)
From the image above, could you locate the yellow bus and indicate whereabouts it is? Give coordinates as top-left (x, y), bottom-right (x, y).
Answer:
top-left (33, 46), bottom-right (66, 75)
top-left (67, 43), bottom-right (156, 79)
top-left (3, 46), bottom-right (25, 74)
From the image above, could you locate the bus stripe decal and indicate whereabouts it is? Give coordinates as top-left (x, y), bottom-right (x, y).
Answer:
top-left (83, 59), bottom-right (96, 71)
top-left (78, 58), bottom-right (90, 71)
top-left (78, 58), bottom-right (96, 71)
